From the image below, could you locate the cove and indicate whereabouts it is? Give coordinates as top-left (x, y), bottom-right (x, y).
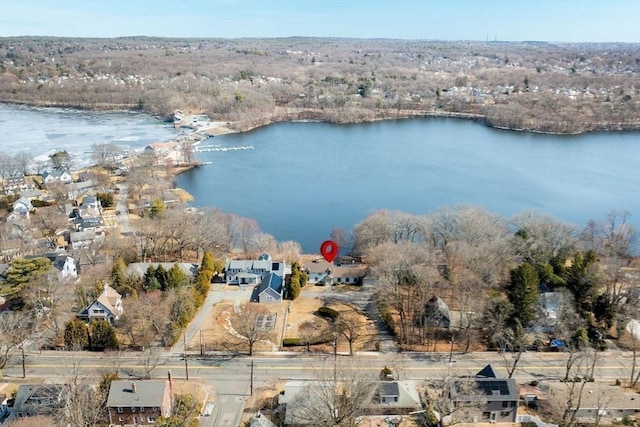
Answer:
top-left (174, 118), bottom-right (640, 253)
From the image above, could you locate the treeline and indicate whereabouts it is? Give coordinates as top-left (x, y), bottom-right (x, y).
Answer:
top-left (352, 207), bottom-right (637, 352)
top-left (0, 37), bottom-right (638, 134)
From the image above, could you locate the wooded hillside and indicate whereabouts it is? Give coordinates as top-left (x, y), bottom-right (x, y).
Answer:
top-left (0, 37), bottom-right (638, 134)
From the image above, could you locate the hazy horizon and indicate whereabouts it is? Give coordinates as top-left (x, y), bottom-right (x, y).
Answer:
top-left (1, 0), bottom-right (638, 43)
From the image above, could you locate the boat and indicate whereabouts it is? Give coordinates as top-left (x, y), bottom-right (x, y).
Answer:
top-left (172, 110), bottom-right (184, 122)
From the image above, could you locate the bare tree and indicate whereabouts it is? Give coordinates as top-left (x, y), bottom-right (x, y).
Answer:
top-left (0, 311), bottom-right (33, 379)
top-left (30, 207), bottom-right (68, 249)
top-left (333, 311), bottom-right (367, 356)
top-left (421, 372), bottom-right (487, 427)
top-left (287, 358), bottom-right (377, 427)
top-left (549, 347), bottom-right (600, 427)
top-left (62, 359), bottom-right (108, 427)
top-left (230, 303), bottom-right (274, 355)
top-left (14, 151), bottom-right (34, 176)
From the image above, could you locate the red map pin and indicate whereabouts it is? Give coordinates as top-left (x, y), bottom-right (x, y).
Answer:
top-left (320, 240), bottom-right (339, 263)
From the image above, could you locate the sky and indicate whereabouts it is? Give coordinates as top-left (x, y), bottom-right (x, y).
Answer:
top-left (0, 0), bottom-right (639, 43)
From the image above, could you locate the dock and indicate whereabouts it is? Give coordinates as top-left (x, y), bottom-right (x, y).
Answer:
top-left (194, 145), bottom-right (254, 152)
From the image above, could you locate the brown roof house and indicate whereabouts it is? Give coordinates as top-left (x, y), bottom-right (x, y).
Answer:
top-left (106, 377), bottom-right (173, 426)
top-left (77, 284), bottom-right (123, 324)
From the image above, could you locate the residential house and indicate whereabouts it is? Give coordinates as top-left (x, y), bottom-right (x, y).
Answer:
top-left (416, 295), bottom-right (451, 329)
top-left (11, 197), bottom-right (33, 216)
top-left (279, 380), bottom-right (421, 425)
top-left (2, 175), bottom-right (32, 195)
top-left (27, 253), bottom-right (78, 280)
top-left (303, 258), bottom-right (368, 286)
top-left (224, 253), bottom-right (286, 287)
top-left (77, 284), bottom-right (123, 324)
top-left (144, 141), bottom-right (181, 166)
top-left (41, 170), bottom-right (72, 185)
top-left (363, 381), bottom-right (422, 415)
top-left (451, 364), bottom-right (519, 423)
top-left (69, 230), bottom-right (102, 250)
top-left (106, 378), bottom-right (173, 426)
top-left (12, 384), bottom-right (69, 418)
top-left (258, 272), bottom-right (284, 303)
top-left (535, 284), bottom-right (567, 333)
top-left (546, 382), bottom-right (640, 423)
top-left (125, 262), bottom-right (199, 280)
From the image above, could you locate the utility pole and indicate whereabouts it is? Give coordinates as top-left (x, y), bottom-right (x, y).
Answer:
top-left (250, 361), bottom-right (254, 395)
top-left (200, 330), bottom-right (204, 356)
top-left (183, 334), bottom-right (189, 381)
top-left (21, 345), bottom-right (25, 378)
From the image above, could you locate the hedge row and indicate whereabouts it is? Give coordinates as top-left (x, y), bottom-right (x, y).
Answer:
top-left (282, 333), bottom-right (335, 347)
top-left (317, 306), bottom-right (339, 320)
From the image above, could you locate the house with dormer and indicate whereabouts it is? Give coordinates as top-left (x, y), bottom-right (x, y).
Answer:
top-left (451, 365), bottom-right (519, 423)
top-left (77, 284), bottom-right (123, 324)
top-left (224, 253), bottom-right (286, 288)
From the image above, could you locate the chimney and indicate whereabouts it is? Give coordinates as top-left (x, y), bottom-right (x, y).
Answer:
top-left (131, 382), bottom-right (136, 393)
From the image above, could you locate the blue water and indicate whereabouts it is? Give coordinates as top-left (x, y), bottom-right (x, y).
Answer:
top-left (175, 119), bottom-right (640, 253)
top-left (1, 103), bottom-right (637, 253)
top-left (0, 103), bottom-right (181, 167)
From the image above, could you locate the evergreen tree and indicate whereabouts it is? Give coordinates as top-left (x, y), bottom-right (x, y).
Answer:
top-left (89, 319), bottom-right (119, 351)
top-left (155, 264), bottom-right (169, 290)
top-left (144, 265), bottom-right (160, 290)
top-left (166, 264), bottom-right (188, 289)
top-left (506, 262), bottom-right (540, 326)
top-left (64, 318), bottom-right (89, 350)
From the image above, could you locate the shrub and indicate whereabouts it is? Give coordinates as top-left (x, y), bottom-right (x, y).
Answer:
top-left (317, 306), bottom-right (339, 320)
top-left (283, 338), bottom-right (303, 347)
top-left (378, 303), bottom-right (396, 335)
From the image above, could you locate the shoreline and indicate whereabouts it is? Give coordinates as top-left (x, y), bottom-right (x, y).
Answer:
top-left (2, 100), bottom-right (639, 136)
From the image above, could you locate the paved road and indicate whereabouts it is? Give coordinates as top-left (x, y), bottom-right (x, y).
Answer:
top-left (5, 348), bottom-right (636, 427)
top-left (115, 183), bottom-right (132, 234)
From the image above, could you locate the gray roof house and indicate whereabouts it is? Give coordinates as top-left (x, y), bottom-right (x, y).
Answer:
top-left (12, 384), bottom-right (69, 418)
top-left (106, 379), bottom-right (172, 426)
top-left (224, 253), bottom-right (286, 287)
top-left (42, 169), bottom-right (72, 184)
top-left (417, 295), bottom-right (451, 329)
top-left (451, 364), bottom-right (519, 423)
top-left (125, 262), bottom-right (199, 280)
top-left (257, 272), bottom-right (284, 303)
top-left (547, 382), bottom-right (640, 424)
top-left (25, 253), bottom-right (78, 280)
top-left (12, 197), bottom-right (33, 216)
top-left (69, 230), bottom-right (100, 250)
top-left (303, 258), bottom-right (368, 286)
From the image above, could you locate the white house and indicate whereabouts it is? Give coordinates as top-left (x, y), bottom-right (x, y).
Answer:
top-left (77, 284), bottom-right (123, 324)
top-left (12, 197), bottom-right (34, 216)
top-left (303, 258), bottom-right (368, 286)
top-left (42, 170), bottom-right (72, 184)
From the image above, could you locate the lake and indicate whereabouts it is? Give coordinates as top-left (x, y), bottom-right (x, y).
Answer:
top-left (174, 119), bottom-right (640, 253)
top-left (0, 104), bottom-right (638, 253)
top-left (0, 103), bottom-right (180, 167)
